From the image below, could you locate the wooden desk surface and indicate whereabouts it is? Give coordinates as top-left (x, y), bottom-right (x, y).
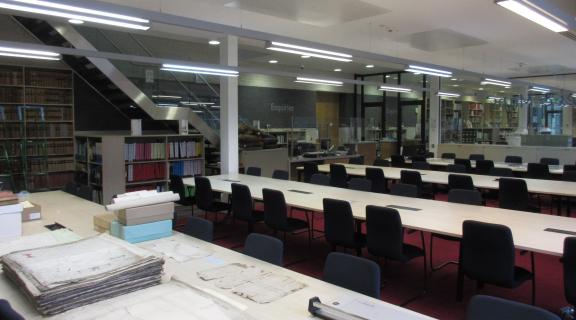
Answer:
top-left (184, 174), bottom-right (576, 256)
top-left (0, 191), bottom-right (432, 320)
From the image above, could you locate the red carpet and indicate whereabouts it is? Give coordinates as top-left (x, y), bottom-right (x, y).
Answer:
top-left (178, 193), bottom-right (571, 320)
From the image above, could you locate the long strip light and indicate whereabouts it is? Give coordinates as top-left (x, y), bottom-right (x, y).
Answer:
top-left (379, 85), bottom-right (412, 93)
top-left (437, 92), bottom-right (460, 98)
top-left (529, 86), bottom-right (550, 93)
top-left (0, 0), bottom-right (150, 30)
top-left (572, 93), bottom-right (576, 98)
top-left (294, 77), bottom-right (343, 87)
top-left (405, 65), bottom-right (452, 78)
top-left (0, 46), bottom-right (60, 60)
top-left (496, 0), bottom-right (568, 33)
top-left (151, 95), bottom-right (182, 99)
top-left (481, 78), bottom-right (511, 87)
top-left (162, 64), bottom-right (239, 77)
top-left (266, 41), bottom-right (352, 62)
top-left (180, 101), bottom-right (215, 106)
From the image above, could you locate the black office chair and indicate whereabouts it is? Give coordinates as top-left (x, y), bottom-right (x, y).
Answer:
top-left (0, 300), bottom-right (24, 320)
top-left (505, 155), bottom-right (523, 164)
top-left (447, 164), bottom-right (467, 173)
top-left (244, 233), bottom-right (283, 266)
top-left (411, 155), bottom-right (427, 163)
top-left (195, 176), bottom-right (231, 221)
top-left (448, 174), bottom-right (475, 190)
top-left (442, 152), bottom-right (456, 159)
top-left (349, 155), bottom-right (364, 165)
top-left (390, 183), bottom-right (419, 198)
top-left (564, 165), bottom-right (576, 172)
top-left (348, 178), bottom-right (372, 192)
top-left (272, 170), bottom-right (289, 180)
top-left (391, 155), bottom-right (406, 168)
top-left (366, 205), bottom-right (427, 290)
top-left (498, 178), bottom-right (539, 213)
top-left (373, 158), bottom-right (390, 167)
top-left (490, 167), bottom-right (514, 177)
top-left (563, 173), bottom-right (576, 217)
top-left (412, 161), bottom-right (431, 170)
top-left (302, 163), bottom-right (319, 182)
top-left (455, 158), bottom-right (472, 173)
top-left (466, 295), bottom-right (560, 320)
top-left (63, 182), bottom-right (78, 195)
top-left (329, 164), bottom-right (348, 188)
top-left (323, 198), bottom-right (365, 255)
top-left (527, 163), bottom-right (550, 180)
top-left (457, 221), bottom-right (536, 305)
top-left (323, 252), bottom-right (380, 299)
top-left (365, 167), bottom-right (387, 194)
top-left (170, 175), bottom-right (195, 212)
top-left (469, 154), bottom-right (485, 161)
top-left (309, 173), bottom-right (330, 186)
top-left (563, 237), bottom-right (576, 309)
top-left (262, 188), bottom-right (311, 247)
top-left (231, 183), bottom-right (264, 233)
top-left (475, 160), bottom-right (494, 175)
top-left (183, 216), bottom-right (214, 242)
top-left (245, 167), bottom-right (261, 176)
top-left (400, 170), bottom-right (434, 199)
top-left (77, 185), bottom-right (92, 201)
top-left (540, 157), bottom-right (559, 166)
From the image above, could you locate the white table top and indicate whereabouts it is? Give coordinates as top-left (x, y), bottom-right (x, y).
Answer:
top-left (424, 158), bottom-right (563, 175)
top-left (0, 191), bottom-right (432, 320)
top-left (184, 174), bottom-right (576, 256)
top-left (313, 163), bottom-right (576, 197)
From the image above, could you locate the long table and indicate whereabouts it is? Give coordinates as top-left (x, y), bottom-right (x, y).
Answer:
top-left (184, 174), bottom-right (576, 256)
top-left (0, 191), bottom-right (432, 320)
top-left (424, 158), bottom-right (564, 175)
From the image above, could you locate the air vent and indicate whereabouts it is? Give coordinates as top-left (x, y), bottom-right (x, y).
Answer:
top-left (560, 31), bottom-right (576, 42)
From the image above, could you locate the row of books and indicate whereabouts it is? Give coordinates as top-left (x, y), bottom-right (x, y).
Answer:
top-left (126, 183), bottom-right (168, 193)
top-left (0, 123), bottom-right (72, 138)
top-left (168, 140), bottom-right (202, 159)
top-left (90, 165), bottom-right (102, 185)
top-left (26, 70), bottom-right (72, 88)
top-left (46, 159), bottom-right (74, 172)
top-left (25, 88), bottom-right (72, 105)
top-left (1, 141), bottom-right (74, 157)
top-left (0, 106), bottom-right (72, 121)
top-left (90, 142), bottom-right (102, 163)
top-left (75, 141), bottom-right (87, 161)
top-left (124, 142), bottom-right (166, 162)
top-left (0, 87), bottom-right (23, 103)
top-left (0, 68), bottom-right (23, 86)
top-left (169, 160), bottom-right (203, 177)
top-left (126, 163), bottom-right (166, 182)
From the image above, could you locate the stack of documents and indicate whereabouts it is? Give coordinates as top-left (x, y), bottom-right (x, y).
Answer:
top-left (1, 234), bottom-right (164, 316)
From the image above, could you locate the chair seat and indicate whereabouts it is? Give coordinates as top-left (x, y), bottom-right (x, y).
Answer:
top-left (235, 209), bottom-right (264, 223)
top-left (283, 217), bottom-right (309, 232)
top-left (205, 201), bottom-right (230, 212)
top-left (398, 243), bottom-right (425, 263)
top-left (432, 233), bottom-right (460, 242)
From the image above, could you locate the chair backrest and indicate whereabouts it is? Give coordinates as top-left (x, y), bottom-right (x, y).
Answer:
top-left (323, 198), bottom-right (357, 248)
top-left (489, 167), bottom-right (514, 177)
top-left (391, 155), bottom-right (405, 168)
top-left (461, 220), bottom-right (517, 287)
top-left (349, 155), bottom-right (364, 165)
top-left (448, 174), bottom-right (474, 190)
top-left (244, 233), bottom-right (283, 266)
top-left (169, 175), bottom-right (189, 204)
top-left (564, 164), bottom-right (576, 173)
top-left (366, 206), bottom-right (404, 260)
top-left (390, 183), bottom-right (419, 198)
top-left (329, 164), bottom-right (348, 188)
top-left (309, 173), bottom-right (330, 186)
top-left (246, 167), bottom-right (261, 176)
top-left (348, 178), bottom-right (372, 192)
top-left (323, 252), bottom-right (381, 299)
top-left (563, 237), bottom-right (576, 306)
top-left (63, 182), bottom-right (77, 195)
top-left (466, 295), bottom-right (560, 320)
top-left (400, 170), bottom-right (422, 187)
top-left (231, 183), bottom-right (254, 221)
top-left (447, 164), bottom-right (467, 173)
top-left (475, 160), bottom-right (494, 175)
top-left (441, 152), bottom-right (456, 159)
top-left (455, 158), bottom-right (472, 172)
top-left (498, 178), bottom-right (530, 211)
top-left (505, 155), bottom-right (523, 164)
top-left (527, 163), bottom-right (550, 180)
top-left (540, 157), bottom-right (559, 166)
top-left (373, 158), bottom-right (390, 167)
top-left (365, 168), bottom-right (387, 194)
top-left (272, 170), bottom-right (289, 180)
top-left (411, 155), bottom-right (426, 163)
top-left (194, 176), bottom-right (214, 211)
top-left (412, 161), bottom-right (431, 170)
top-left (77, 185), bottom-right (92, 201)
top-left (0, 300), bottom-right (24, 320)
top-left (303, 163), bottom-right (319, 183)
top-left (183, 216), bottom-right (213, 242)
top-left (469, 154), bottom-right (485, 161)
top-left (563, 171), bottom-right (576, 182)
top-left (263, 188), bottom-right (288, 230)
top-left (448, 189), bottom-right (483, 206)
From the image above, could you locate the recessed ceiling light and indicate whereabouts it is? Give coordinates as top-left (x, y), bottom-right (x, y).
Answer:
top-left (452, 84), bottom-right (460, 87)
top-left (334, 68), bottom-right (342, 72)
top-left (385, 75), bottom-right (390, 78)
top-left (450, 78), bottom-right (458, 81)
top-left (68, 19), bottom-right (84, 24)
top-left (478, 88), bottom-right (485, 91)
top-left (208, 40), bottom-right (220, 46)
top-left (268, 60), bottom-right (278, 64)
top-left (301, 55), bottom-right (311, 59)
top-left (366, 64), bottom-right (375, 68)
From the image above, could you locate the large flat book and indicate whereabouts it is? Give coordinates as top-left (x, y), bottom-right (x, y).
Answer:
top-left (116, 202), bottom-right (174, 226)
top-left (110, 219), bottom-right (173, 244)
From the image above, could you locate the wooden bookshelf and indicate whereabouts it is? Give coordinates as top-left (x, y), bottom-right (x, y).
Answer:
top-left (0, 65), bottom-right (74, 192)
top-left (75, 132), bottom-right (205, 204)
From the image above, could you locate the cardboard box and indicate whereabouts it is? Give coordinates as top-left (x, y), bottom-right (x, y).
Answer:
top-left (21, 201), bottom-right (42, 222)
top-left (0, 204), bottom-right (23, 240)
top-left (116, 202), bottom-right (174, 226)
top-left (110, 219), bottom-right (172, 243)
top-left (93, 213), bottom-right (116, 233)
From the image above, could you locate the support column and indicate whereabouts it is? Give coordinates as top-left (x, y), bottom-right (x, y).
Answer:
top-left (220, 35), bottom-right (239, 174)
top-left (428, 77), bottom-right (440, 156)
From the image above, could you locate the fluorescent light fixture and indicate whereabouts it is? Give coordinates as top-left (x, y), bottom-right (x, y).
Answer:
top-left (488, 96), bottom-right (505, 101)
top-left (365, 64), bottom-right (375, 69)
top-left (162, 64), bottom-right (239, 77)
top-left (572, 93), bottom-right (576, 98)
top-left (268, 60), bottom-right (278, 64)
top-left (379, 85), bottom-right (412, 93)
top-left (266, 41), bottom-right (352, 62)
top-left (529, 86), bottom-right (550, 93)
top-left (496, 0), bottom-right (568, 32)
top-left (208, 40), bottom-right (220, 45)
top-left (68, 19), bottom-right (83, 24)
top-left (481, 78), bottom-right (512, 87)
top-left (211, 105), bottom-right (221, 109)
top-left (180, 101), bottom-right (215, 106)
top-left (151, 95), bottom-right (182, 99)
top-left (294, 77), bottom-right (343, 87)
top-left (0, 0), bottom-right (150, 30)
top-left (192, 110), bottom-right (204, 113)
top-left (405, 65), bottom-right (452, 78)
top-left (437, 92), bottom-right (460, 98)
top-left (156, 103), bottom-right (179, 107)
top-left (301, 55), bottom-right (311, 59)
top-left (0, 46), bottom-right (60, 60)
top-left (450, 78), bottom-right (458, 81)
top-left (334, 68), bottom-right (342, 72)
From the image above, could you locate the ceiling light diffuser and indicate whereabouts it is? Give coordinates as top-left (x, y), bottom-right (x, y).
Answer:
top-left (0, 46), bottom-right (60, 60)
top-left (481, 78), bottom-right (512, 87)
top-left (266, 41), bottom-right (352, 62)
top-left (496, 0), bottom-right (568, 32)
top-left (529, 86), bottom-right (550, 93)
top-left (378, 85), bottom-right (412, 93)
top-left (162, 64), bottom-right (239, 77)
top-left (437, 92), bottom-right (460, 98)
top-left (151, 95), bottom-right (182, 99)
top-left (294, 77), bottom-right (343, 86)
top-left (405, 65), bottom-right (452, 78)
top-left (180, 101), bottom-right (215, 106)
top-left (208, 40), bottom-right (220, 45)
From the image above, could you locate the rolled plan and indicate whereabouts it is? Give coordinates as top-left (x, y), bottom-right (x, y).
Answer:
top-left (106, 192), bottom-right (180, 211)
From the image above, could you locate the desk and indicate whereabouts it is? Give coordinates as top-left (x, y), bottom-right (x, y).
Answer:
top-left (0, 191), bottom-right (432, 320)
top-left (423, 158), bottom-right (564, 175)
top-left (184, 174), bottom-right (576, 256)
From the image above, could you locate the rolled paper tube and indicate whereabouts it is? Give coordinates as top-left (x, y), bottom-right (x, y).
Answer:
top-left (106, 192), bottom-right (180, 211)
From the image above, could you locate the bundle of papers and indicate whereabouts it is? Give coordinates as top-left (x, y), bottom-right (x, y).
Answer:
top-left (2, 234), bottom-right (164, 316)
top-left (106, 190), bottom-right (180, 211)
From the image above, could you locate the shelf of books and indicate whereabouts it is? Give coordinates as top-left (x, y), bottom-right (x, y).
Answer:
top-left (75, 132), bottom-right (204, 204)
top-left (0, 64), bottom-right (74, 192)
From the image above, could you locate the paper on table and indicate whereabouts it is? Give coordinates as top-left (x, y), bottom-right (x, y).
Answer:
top-left (138, 235), bottom-right (212, 262)
top-left (232, 273), bottom-right (307, 304)
top-left (0, 229), bottom-right (81, 258)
